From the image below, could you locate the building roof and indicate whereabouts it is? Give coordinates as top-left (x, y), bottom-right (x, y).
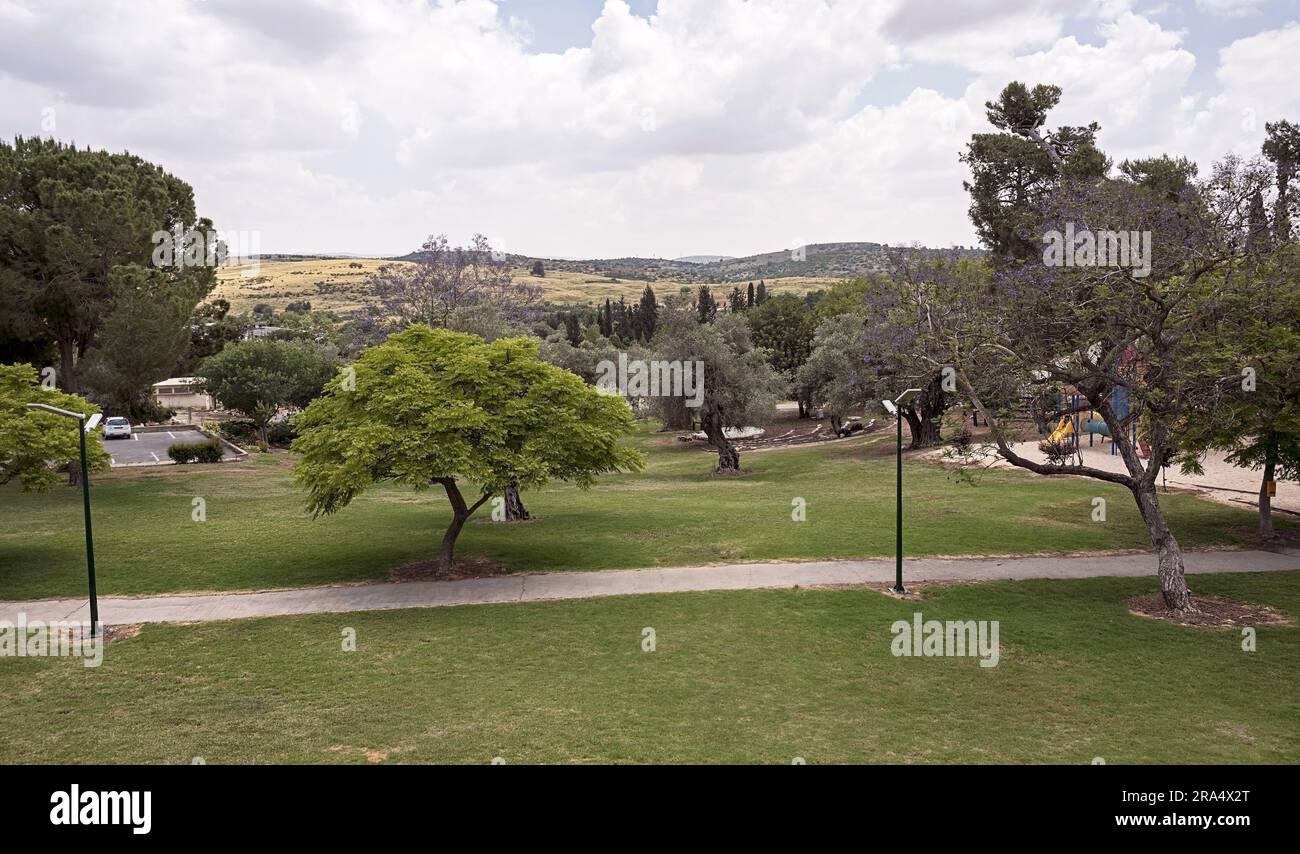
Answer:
top-left (152, 377), bottom-right (205, 388)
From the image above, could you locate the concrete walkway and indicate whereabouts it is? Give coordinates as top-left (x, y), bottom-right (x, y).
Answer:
top-left (4, 549), bottom-right (1298, 627)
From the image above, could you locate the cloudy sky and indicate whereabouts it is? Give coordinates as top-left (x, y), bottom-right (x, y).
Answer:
top-left (2, 0), bottom-right (1298, 258)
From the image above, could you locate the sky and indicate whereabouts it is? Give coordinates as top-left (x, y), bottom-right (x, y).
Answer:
top-left (2, 0), bottom-right (1299, 259)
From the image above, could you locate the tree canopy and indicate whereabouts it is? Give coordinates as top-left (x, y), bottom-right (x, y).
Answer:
top-left (0, 363), bottom-right (108, 491)
top-left (0, 136), bottom-right (215, 394)
top-left (199, 339), bottom-right (337, 447)
top-left (292, 326), bottom-right (644, 570)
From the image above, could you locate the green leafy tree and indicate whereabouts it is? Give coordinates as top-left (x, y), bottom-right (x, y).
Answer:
top-left (293, 326), bottom-right (643, 571)
top-left (198, 340), bottom-right (336, 449)
top-left (0, 363), bottom-right (109, 491)
top-left (1178, 151), bottom-right (1300, 538)
top-left (745, 293), bottom-right (815, 415)
top-left (795, 313), bottom-right (873, 434)
top-left (811, 277), bottom-right (872, 322)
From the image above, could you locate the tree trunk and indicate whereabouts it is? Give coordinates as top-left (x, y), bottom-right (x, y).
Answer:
top-left (1134, 484), bottom-right (1194, 611)
top-left (1259, 458), bottom-right (1276, 539)
top-left (56, 336), bottom-right (77, 393)
top-left (701, 405), bottom-right (740, 473)
top-left (504, 477), bottom-right (529, 521)
top-left (437, 510), bottom-right (470, 571)
top-left (902, 410), bottom-right (942, 449)
top-left (433, 477), bottom-right (491, 573)
top-left (829, 414), bottom-right (843, 435)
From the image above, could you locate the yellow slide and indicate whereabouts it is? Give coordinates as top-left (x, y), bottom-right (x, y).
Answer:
top-left (1039, 415), bottom-right (1075, 451)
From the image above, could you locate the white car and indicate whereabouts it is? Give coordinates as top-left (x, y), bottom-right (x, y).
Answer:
top-left (102, 417), bottom-right (132, 439)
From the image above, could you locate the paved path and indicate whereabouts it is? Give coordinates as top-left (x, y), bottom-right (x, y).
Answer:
top-left (3, 549), bottom-right (1298, 627)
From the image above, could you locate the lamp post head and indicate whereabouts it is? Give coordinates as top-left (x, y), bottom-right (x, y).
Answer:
top-left (26, 402), bottom-right (83, 419)
top-left (894, 387), bottom-right (924, 407)
top-left (881, 399), bottom-right (897, 416)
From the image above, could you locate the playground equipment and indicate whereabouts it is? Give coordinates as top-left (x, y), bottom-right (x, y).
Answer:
top-left (1038, 381), bottom-right (1150, 459)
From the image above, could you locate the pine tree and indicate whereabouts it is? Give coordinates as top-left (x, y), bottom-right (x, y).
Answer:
top-left (696, 285), bottom-right (718, 323)
top-left (638, 285), bottom-right (658, 341)
top-left (615, 297), bottom-right (630, 340)
top-left (600, 298), bottom-right (613, 337)
top-left (728, 287), bottom-right (744, 312)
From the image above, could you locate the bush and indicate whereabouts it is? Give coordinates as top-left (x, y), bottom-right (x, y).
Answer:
top-left (210, 418), bottom-right (258, 446)
top-left (209, 417), bottom-right (296, 448)
top-left (167, 438), bottom-right (225, 464)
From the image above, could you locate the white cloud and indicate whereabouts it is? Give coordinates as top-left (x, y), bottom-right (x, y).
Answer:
top-left (0, 0), bottom-right (1295, 256)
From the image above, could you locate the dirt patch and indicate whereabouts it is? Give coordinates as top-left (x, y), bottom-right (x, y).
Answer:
top-left (103, 623), bottom-right (143, 643)
top-left (326, 745), bottom-right (394, 763)
top-left (389, 555), bottom-right (505, 582)
top-left (1127, 593), bottom-right (1294, 628)
top-left (679, 417), bottom-right (887, 453)
top-left (1223, 527), bottom-right (1300, 550)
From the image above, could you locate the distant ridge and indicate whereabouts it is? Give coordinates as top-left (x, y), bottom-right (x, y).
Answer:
top-left (674, 254), bottom-right (735, 264)
top-left (462, 241), bottom-right (986, 284)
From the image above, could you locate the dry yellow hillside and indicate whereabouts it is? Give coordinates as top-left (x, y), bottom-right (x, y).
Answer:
top-left (212, 258), bottom-right (839, 314)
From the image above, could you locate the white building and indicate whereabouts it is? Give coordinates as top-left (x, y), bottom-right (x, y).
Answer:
top-left (152, 377), bottom-right (216, 410)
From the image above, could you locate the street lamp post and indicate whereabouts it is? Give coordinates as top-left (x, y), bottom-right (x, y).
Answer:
top-left (880, 389), bottom-right (923, 594)
top-left (26, 404), bottom-right (102, 636)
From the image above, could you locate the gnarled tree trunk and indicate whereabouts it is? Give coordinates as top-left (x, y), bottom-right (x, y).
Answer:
top-left (700, 403), bottom-right (740, 473)
top-left (901, 377), bottom-right (947, 449)
top-left (901, 410), bottom-right (942, 449)
top-left (504, 477), bottom-right (529, 521)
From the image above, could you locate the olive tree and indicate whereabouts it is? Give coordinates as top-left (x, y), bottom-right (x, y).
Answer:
top-left (651, 302), bottom-right (782, 472)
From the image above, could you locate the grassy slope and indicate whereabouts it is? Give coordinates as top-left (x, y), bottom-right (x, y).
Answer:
top-left (211, 258), bottom-right (837, 313)
top-left (2, 572), bottom-right (1296, 764)
top-left (1, 427), bottom-right (1291, 600)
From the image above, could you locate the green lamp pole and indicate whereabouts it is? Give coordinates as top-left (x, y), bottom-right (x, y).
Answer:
top-left (26, 404), bottom-right (102, 636)
top-left (881, 389), bottom-right (922, 594)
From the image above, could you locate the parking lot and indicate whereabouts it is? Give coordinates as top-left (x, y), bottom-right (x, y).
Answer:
top-left (105, 428), bottom-right (242, 466)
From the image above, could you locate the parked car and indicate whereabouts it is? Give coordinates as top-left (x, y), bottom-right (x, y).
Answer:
top-left (102, 417), bottom-right (132, 439)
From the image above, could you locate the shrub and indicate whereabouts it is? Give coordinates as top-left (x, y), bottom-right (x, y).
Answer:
top-left (168, 438), bottom-right (224, 464)
top-left (211, 418), bottom-right (259, 445)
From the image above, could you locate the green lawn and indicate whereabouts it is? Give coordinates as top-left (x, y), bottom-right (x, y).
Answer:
top-left (2, 572), bottom-right (1296, 763)
top-left (1, 424), bottom-right (1289, 600)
